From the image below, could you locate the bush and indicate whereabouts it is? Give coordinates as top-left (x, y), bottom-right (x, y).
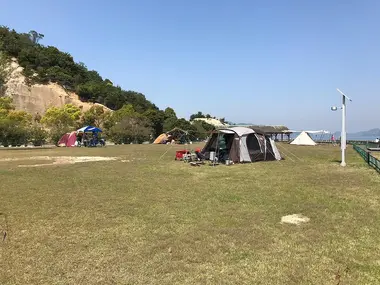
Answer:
top-left (10, 127), bottom-right (29, 146)
top-left (107, 116), bottom-right (152, 144)
top-left (29, 126), bottom-right (47, 146)
top-left (49, 127), bottom-right (69, 146)
top-left (107, 125), bottom-right (125, 144)
top-left (0, 119), bottom-right (29, 146)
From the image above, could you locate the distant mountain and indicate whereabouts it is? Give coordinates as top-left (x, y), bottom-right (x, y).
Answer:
top-left (334, 128), bottom-right (380, 138)
top-left (354, 128), bottom-right (380, 137)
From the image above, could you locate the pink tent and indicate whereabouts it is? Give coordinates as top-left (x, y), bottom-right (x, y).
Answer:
top-left (58, 131), bottom-right (77, 147)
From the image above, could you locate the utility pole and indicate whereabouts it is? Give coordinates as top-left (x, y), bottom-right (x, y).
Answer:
top-left (336, 88), bottom-right (352, 167)
top-left (340, 94), bottom-right (347, 166)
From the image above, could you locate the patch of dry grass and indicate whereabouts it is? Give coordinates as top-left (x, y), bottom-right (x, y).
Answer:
top-left (371, 151), bottom-right (380, 159)
top-left (1, 143), bottom-right (380, 284)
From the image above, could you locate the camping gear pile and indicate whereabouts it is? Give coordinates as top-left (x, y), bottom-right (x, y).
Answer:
top-left (175, 148), bottom-right (202, 161)
top-left (174, 148), bottom-right (206, 166)
top-left (174, 127), bottom-right (282, 166)
top-left (58, 126), bottom-right (105, 147)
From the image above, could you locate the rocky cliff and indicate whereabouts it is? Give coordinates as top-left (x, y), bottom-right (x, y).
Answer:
top-left (3, 58), bottom-right (111, 115)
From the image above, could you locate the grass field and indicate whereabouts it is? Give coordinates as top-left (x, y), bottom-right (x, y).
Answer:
top-left (1, 143), bottom-right (380, 284)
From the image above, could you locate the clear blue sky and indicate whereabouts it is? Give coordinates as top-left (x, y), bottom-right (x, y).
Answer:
top-left (2, 0), bottom-right (380, 132)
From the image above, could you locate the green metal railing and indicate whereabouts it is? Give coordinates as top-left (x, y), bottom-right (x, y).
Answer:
top-left (369, 155), bottom-right (380, 172)
top-left (353, 144), bottom-right (380, 172)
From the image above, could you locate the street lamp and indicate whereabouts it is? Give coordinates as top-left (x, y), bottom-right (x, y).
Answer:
top-left (331, 88), bottom-right (352, 167)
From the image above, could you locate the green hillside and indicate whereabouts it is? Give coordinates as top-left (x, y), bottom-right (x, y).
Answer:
top-left (0, 26), bottom-right (156, 112)
top-left (0, 26), bottom-right (218, 145)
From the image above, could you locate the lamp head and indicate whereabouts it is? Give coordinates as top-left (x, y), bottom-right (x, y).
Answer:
top-left (331, 106), bottom-right (338, 111)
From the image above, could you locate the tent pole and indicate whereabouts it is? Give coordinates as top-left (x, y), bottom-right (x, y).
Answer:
top-left (214, 131), bottom-right (220, 166)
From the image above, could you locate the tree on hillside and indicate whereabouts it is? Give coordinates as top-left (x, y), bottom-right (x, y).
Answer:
top-left (174, 118), bottom-right (199, 141)
top-left (143, 109), bottom-right (164, 138)
top-left (81, 105), bottom-right (108, 127)
top-left (105, 104), bottom-right (152, 143)
top-left (41, 104), bottom-right (81, 128)
top-left (28, 30), bottom-right (44, 44)
top-left (190, 111), bottom-right (205, 121)
top-left (164, 107), bottom-right (177, 120)
top-left (104, 79), bottom-right (113, 86)
top-left (192, 120), bottom-right (215, 135)
top-left (163, 117), bottom-right (178, 132)
top-left (189, 111), bottom-right (215, 121)
top-left (108, 115), bottom-right (152, 144)
top-left (41, 104), bottom-right (81, 143)
top-left (0, 27), bottom-right (33, 57)
top-left (109, 104), bottom-right (136, 124)
top-left (76, 81), bottom-right (105, 102)
top-left (162, 113), bottom-right (201, 139)
top-left (161, 107), bottom-right (179, 134)
top-left (0, 52), bottom-right (12, 92)
top-left (103, 104), bottom-right (137, 134)
top-left (0, 26), bottom-right (159, 113)
top-left (85, 70), bottom-right (103, 83)
top-left (122, 90), bottom-right (157, 113)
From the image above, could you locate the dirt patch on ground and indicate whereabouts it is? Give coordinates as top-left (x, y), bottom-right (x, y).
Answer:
top-left (0, 156), bottom-right (118, 167)
top-left (120, 158), bottom-right (146, 163)
top-left (281, 214), bottom-right (310, 225)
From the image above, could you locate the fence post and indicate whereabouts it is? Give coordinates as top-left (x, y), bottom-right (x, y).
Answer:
top-left (367, 151), bottom-right (370, 164)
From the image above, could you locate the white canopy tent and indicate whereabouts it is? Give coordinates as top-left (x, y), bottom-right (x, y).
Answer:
top-left (288, 130), bottom-right (332, 144)
top-left (290, 131), bottom-right (317, 146)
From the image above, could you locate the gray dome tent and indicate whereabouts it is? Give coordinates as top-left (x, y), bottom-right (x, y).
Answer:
top-left (200, 127), bottom-right (281, 163)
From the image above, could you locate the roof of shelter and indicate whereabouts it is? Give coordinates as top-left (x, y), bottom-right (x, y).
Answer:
top-left (219, 127), bottom-right (256, 136)
top-left (249, 125), bottom-right (290, 134)
top-left (219, 124), bottom-right (291, 134)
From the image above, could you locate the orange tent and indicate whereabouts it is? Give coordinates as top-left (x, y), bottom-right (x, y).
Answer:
top-left (153, 133), bottom-right (168, 144)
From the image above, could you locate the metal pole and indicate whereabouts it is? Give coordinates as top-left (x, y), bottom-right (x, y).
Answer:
top-left (341, 95), bottom-right (347, 166)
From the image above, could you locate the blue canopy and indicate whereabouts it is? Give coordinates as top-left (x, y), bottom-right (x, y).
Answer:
top-left (77, 126), bottom-right (102, 133)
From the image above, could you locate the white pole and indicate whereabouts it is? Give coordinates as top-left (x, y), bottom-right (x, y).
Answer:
top-left (341, 95), bottom-right (347, 166)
